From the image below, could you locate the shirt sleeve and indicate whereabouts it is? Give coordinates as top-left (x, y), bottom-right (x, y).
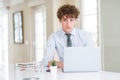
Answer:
top-left (83, 32), bottom-right (96, 47)
top-left (42, 34), bottom-right (56, 66)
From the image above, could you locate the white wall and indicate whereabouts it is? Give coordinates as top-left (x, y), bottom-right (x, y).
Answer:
top-left (101, 0), bottom-right (120, 72)
top-left (8, 2), bottom-right (29, 64)
top-left (8, 0), bottom-right (47, 64)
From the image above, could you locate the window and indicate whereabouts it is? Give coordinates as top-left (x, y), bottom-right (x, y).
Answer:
top-left (80, 0), bottom-right (99, 46)
top-left (0, 9), bottom-right (8, 80)
top-left (33, 4), bottom-right (46, 62)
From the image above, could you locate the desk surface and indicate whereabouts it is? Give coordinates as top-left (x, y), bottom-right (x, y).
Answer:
top-left (9, 64), bottom-right (120, 80)
top-left (44, 71), bottom-right (120, 80)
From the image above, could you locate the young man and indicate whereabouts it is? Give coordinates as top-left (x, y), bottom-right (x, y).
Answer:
top-left (43, 4), bottom-right (95, 68)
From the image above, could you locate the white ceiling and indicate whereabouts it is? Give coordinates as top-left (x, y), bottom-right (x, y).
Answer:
top-left (0, 0), bottom-right (11, 5)
top-left (0, 0), bottom-right (24, 7)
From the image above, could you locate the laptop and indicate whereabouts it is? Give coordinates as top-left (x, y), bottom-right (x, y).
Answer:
top-left (63, 47), bottom-right (101, 72)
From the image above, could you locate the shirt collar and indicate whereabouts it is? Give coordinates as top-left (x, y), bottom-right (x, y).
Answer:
top-left (61, 28), bottom-right (77, 37)
top-left (70, 28), bottom-right (77, 36)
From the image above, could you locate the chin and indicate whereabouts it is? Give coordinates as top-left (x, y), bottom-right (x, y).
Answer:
top-left (65, 30), bottom-right (72, 33)
top-left (64, 28), bottom-right (72, 33)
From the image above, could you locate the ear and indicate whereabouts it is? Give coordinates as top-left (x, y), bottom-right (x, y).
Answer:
top-left (59, 19), bottom-right (61, 22)
top-left (75, 18), bottom-right (77, 21)
top-left (75, 18), bottom-right (77, 22)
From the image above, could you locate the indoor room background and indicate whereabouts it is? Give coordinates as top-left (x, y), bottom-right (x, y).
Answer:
top-left (0, 0), bottom-right (120, 80)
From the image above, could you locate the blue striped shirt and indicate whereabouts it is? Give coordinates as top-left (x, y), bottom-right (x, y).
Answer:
top-left (43, 28), bottom-right (95, 66)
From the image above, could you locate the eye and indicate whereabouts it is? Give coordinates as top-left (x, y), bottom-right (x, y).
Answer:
top-left (63, 18), bottom-right (67, 21)
top-left (70, 18), bottom-right (74, 21)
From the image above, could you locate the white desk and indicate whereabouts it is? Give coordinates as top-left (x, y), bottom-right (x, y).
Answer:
top-left (43, 71), bottom-right (120, 80)
top-left (9, 64), bottom-right (120, 80)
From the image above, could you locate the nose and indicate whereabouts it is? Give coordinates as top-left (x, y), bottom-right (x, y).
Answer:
top-left (66, 20), bottom-right (71, 25)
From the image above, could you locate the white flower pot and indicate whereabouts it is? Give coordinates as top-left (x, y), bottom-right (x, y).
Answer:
top-left (50, 66), bottom-right (57, 74)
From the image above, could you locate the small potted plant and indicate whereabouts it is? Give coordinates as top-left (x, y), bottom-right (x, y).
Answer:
top-left (50, 60), bottom-right (57, 74)
top-left (51, 60), bottom-right (56, 66)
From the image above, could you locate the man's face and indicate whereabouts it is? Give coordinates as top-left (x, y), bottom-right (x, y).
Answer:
top-left (60, 16), bottom-right (76, 33)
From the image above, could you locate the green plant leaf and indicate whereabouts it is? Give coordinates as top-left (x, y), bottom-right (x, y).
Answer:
top-left (51, 60), bottom-right (56, 66)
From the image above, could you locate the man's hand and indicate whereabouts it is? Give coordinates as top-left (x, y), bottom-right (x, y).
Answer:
top-left (56, 61), bottom-right (63, 68)
top-left (47, 60), bottom-right (52, 67)
top-left (47, 61), bottom-right (63, 68)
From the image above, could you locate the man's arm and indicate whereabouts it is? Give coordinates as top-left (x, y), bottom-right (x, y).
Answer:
top-left (42, 34), bottom-right (56, 66)
top-left (83, 32), bottom-right (96, 47)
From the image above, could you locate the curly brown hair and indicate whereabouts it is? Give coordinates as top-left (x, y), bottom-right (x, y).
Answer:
top-left (57, 4), bottom-right (80, 20)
